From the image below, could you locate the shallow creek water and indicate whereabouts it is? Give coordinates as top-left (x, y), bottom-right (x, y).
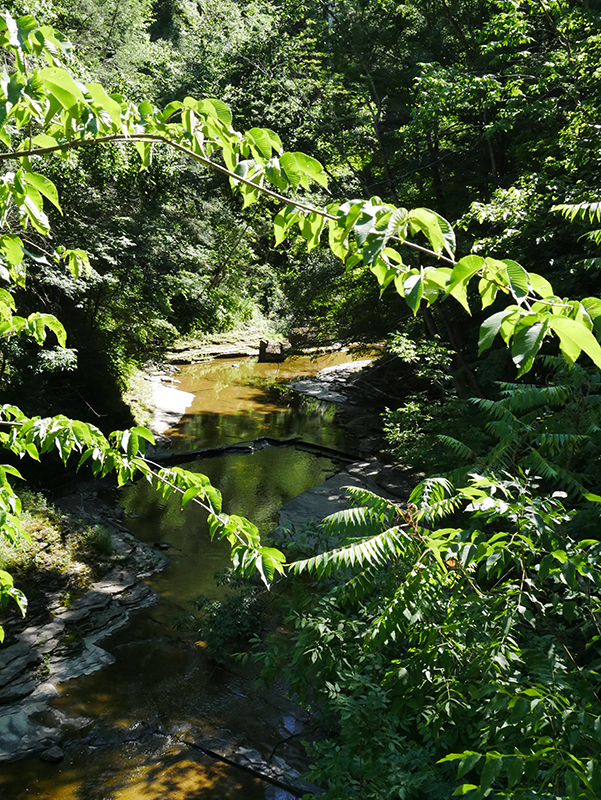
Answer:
top-left (0, 351), bottom-right (363, 800)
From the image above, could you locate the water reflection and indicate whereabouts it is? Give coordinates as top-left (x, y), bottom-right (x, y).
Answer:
top-left (167, 353), bottom-right (359, 450)
top-left (0, 351), bottom-right (361, 799)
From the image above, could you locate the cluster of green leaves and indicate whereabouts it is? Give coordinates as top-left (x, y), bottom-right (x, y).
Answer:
top-left (439, 358), bottom-right (601, 494)
top-left (4, 9), bottom-right (601, 383)
top-left (265, 472), bottom-right (601, 799)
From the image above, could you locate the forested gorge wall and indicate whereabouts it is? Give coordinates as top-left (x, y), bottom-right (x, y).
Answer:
top-left (3, 0), bottom-right (600, 423)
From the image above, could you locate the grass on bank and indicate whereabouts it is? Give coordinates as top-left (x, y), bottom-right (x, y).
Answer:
top-left (0, 491), bottom-right (116, 631)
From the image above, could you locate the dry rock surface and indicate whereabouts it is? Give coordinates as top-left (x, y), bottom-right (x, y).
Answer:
top-left (288, 359), bottom-right (375, 404)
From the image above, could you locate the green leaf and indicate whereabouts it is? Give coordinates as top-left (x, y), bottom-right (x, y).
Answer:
top-left (457, 753), bottom-right (482, 779)
top-left (438, 753), bottom-right (468, 764)
top-left (86, 83), bottom-right (122, 128)
top-left (29, 134), bottom-right (59, 149)
top-left (0, 234), bottom-right (24, 268)
top-left (478, 276), bottom-right (500, 310)
top-left (354, 211), bottom-right (375, 247)
top-left (22, 186), bottom-right (50, 234)
top-left (452, 785), bottom-right (479, 796)
top-left (246, 127), bottom-right (275, 159)
top-left (511, 320), bottom-right (547, 376)
top-left (132, 426), bottom-right (154, 445)
top-left (480, 756), bottom-right (502, 791)
top-left (300, 211), bottom-right (325, 251)
top-left (362, 233), bottom-right (386, 266)
top-left (370, 259), bottom-right (397, 294)
top-left (23, 171), bottom-right (61, 211)
top-left (38, 66), bottom-right (84, 111)
top-left (408, 208), bottom-right (455, 256)
top-left (38, 314), bottom-right (66, 347)
top-left (447, 256), bottom-right (485, 313)
top-left (160, 100), bottom-right (182, 122)
top-left (280, 152), bottom-right (301, 187)
top-left (506, 756), bottom-right (524, 788)
top-left (529, 272), bottom-right (554, 298)
top-left (273, 205), bottom-right (299, 246)
top-left (63, 248), bottom-right (91, 279)
top-left (328, 218), bottom-right (349, 260)
top-left (479, 307), bottom-right (520, 353)
top-left (138, 99), bottom-right (154, 118)
top-left (587, 760), bottom-right (601, 796)
top-left (404, 273), bottom-right (423, 315)
top-left (201, 98), bottom-right (232, 127)
top-left (294, 152), bottom-right (328, 189)
top-left (548, 316), bottom-right (601, 368)
top-left (564, 770), bottom-right (580, 799)
top-left (502, 259), bottom-right (529, 299)
top-left (134, 140), bottom-right (152, 169)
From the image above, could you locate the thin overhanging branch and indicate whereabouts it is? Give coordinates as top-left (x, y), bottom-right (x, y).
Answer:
top-left (0, 133), bottom-right (457, 266)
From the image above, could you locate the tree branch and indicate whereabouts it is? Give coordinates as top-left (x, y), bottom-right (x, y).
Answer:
top-left (0, 134), bottom-right (456, 266)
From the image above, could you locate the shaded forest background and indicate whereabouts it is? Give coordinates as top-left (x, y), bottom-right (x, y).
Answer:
top-left (3, 0), bottom-right (600, 427)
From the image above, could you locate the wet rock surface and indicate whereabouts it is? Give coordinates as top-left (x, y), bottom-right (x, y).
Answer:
top-left (0, 486), bottom-right (167, 764)
top-left (182, 732), bottom-right (323, 796)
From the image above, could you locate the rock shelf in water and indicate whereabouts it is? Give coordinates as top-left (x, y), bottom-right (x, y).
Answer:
top-left (0, 519), bottom-right (167, 763)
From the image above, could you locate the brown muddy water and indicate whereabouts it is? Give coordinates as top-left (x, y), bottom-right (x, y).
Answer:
top-left (0, 351), bottom-right (365, 799)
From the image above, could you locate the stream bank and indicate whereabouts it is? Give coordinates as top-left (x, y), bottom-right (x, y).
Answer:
top-left (0, 484), bottom-right (168, 764)
top-left (0, 341), bottom-right (412, 797)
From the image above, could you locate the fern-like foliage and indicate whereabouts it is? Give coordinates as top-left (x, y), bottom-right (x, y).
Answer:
top-left (437, 359), bottom-right (601, 496)
top-left (409, 476), bottom-right (453, 507)
top-left (291, 525), bottom-right (411, 578)
top-left (582, 229), bottom-right (601, 246)
top-left (437, 435), bottom-right (477, 463)
top-left (523, 449), bottom-right (587, 495)
top-left (289, 485), bottom-right (413, 580)
top-left (409, 477), bottom-right (464, 522)
top-left (342, 486), bottom-right (398, 523)
top-left (496, 381), bottom-right (571, 411)
top-left (552, 200), bottom-right (601, 223)
top-left (320, 504), bottom-right (388, 540)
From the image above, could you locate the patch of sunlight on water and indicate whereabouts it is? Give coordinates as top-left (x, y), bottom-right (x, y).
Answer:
top-left (0, 745), bottom-right (267, 800)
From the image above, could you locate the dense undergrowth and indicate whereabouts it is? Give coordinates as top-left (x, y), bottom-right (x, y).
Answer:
top-left (0, 489), bottom-right (117, 642)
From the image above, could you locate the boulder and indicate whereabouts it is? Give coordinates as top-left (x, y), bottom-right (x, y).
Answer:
top-left (258, 340), bottom-right (286, 363)
top-left (40, 745), bottom-right (64, 763)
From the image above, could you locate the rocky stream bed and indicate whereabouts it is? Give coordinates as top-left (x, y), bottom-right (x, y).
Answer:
top-left (0, 345), bottom-right (413, 796)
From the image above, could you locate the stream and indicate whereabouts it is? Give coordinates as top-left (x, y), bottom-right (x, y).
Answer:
top-left (0, 351), bottom-right (366, 799)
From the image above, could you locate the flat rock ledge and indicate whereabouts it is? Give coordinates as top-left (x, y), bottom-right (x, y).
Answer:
top-left (288, 359), bottom-right (374, 404)
top-left (143, 372), bottom-right (195, 437)
top-left (273, 456), bottom-right (414, 548)
top-left (0, 524), bottom-right (167, 764)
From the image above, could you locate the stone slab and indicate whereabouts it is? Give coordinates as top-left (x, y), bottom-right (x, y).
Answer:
top-left (276, 458), bottom-right (402, 533)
